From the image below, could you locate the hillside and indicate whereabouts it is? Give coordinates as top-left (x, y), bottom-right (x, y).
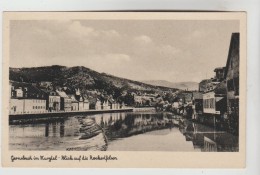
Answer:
top-left (9, 65), bottom-right (178, 96)
top-left (143, 80), bottom-right (199, 91)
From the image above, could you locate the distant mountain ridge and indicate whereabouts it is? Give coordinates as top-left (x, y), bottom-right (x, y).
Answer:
top-left (9, 65), bottom-right (179, 96)
top-left (143, 80), bottom-right (199, 91)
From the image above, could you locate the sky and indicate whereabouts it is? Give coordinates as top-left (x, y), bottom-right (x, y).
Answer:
top-left (10, 20), bottom-right (239, 82)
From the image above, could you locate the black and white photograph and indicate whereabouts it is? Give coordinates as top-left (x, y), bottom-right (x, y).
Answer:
top-left (2, 12), bottom-right (246, 168)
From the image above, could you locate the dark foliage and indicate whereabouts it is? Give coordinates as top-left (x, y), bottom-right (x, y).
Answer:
top-left (10, 65), bottom-right (178, 99)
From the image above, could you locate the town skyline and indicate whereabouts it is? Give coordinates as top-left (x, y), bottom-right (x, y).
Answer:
top-left (10, 20), bottom-right (239, 82)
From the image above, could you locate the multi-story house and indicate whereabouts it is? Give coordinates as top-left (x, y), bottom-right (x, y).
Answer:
top-left (77, 96), bottom-right (84, 111)
top-left (48, 91), bottom-right (61, 112)
top-left (68, 94), bottom-right (79, 111)
top-left (56, 90), bottom-right (72, 112)
top-left (83, 97), bottom-right (90, 110)
top-left (107, 98), bottom-right (118, 109)
top-left (41, 89), bottom-right (61, 112)
top-left (199, 79), bottom-right (212, 92)
top-left (224, 33), bottom-right (239, 135)
top-left (95, 99), bottom-right (102, 110)
top-left (9, 81), bottom-right (47, 114)
top-left (102, 100), bottom-right (110, 110)
top-left (75, 89), bottom-right (89, 111)
top-left (192, 91), bottom-right (203, 120)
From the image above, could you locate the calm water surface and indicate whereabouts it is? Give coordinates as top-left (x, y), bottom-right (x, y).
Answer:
top-left (9, 112), bottom-right (238, 152)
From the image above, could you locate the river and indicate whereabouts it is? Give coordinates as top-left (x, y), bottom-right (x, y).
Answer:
top-left (9, 111), bottom-right (239, 152)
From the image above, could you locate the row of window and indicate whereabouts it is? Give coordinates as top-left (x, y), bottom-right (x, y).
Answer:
top-left (203, 98), bottom-right (215, 109)
top-left (32, 100), bottom-right (45, 103)
top-left (49, 98), bottom-right (60, 102)
top-left (32, 106), bottom-right (45, 109)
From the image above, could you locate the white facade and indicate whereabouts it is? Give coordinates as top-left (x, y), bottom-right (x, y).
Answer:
top-left (103, 101), bottom-right (110, 110)
top-left (25, 99), bottom-right (46, 113)
top-left (79, 101), bottom-right (84, 111)
top-left (10, 99), bottom-right (24, 114)
top-left (203, 91), bottom-right (216, 114)
top-left (111, 103), bottom-right (120, 109)
top-left (64, 98), bottom-right (72, 112)
top-left (121, 102), bottom-right (125, 109)
top-left (71, 102), bottom-right (78, 111)
top-left (78, 96), bottom-right (89, 111)
top-left (83, 101), bottom-right (89, 110)
top-left (15, 89), bottom-right (23, 97)
top-left (9, 99), bottom-right (47, 114)
top-left (95, 100), bottom-right (102, 110)
top-left (49, 96), bottom-right (60, 111)
top-left (57, 90), bottom-right (72, 112)
top-left (111, 103), bottom-right (116, 109)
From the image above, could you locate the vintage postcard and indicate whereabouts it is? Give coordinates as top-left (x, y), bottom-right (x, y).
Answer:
top-left (2, 12), bottom-right (246, 168)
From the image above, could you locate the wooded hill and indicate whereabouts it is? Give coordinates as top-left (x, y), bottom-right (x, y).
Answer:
top-left (10, 65), bottom-right (178, 97)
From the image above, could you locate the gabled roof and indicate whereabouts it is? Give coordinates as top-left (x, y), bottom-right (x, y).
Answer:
top-left (10, 81), bottom-right (46, 99)
top-left (81, 95), bottom-right (89, 102)
top-left (40, 89), bottom-right (58, 96)
top-left (56, 90), bottom-right (69, 98)
top-left (107, 98), bottom-right (116, 104)
top-left (67, 94), bottom-right (78, 102)
top-left (88, 97), bottom-right (97, 104)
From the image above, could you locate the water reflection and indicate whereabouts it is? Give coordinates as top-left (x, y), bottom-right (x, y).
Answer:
top-left (9, 112), bottom-right (238, 152)
top-left (179, 120), bottom-right (238, 152)
top-left (92, 112), bottom-right (238, 152)
top-left (9, 118), bottom-right (79, 138)
top-left (9, 116), bottom-right (107, 151)
top-left (90, 112), bottom-right (175, 140)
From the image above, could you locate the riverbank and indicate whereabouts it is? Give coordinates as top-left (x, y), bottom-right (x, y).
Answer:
top-left (132, 107), bottom-right (156, 112)
top-left (9, 108), bottom-right (133, 120)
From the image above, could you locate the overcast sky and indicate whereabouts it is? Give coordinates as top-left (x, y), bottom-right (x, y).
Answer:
top-left (10, 20), bottom-right (239, 82)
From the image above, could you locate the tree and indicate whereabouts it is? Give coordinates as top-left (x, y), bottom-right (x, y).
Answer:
top-left (164, 92), bottom-right (175, 103)
top-left (124, 93), bottom-right (135, 106)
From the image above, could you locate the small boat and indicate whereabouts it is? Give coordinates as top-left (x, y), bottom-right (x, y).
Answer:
top-left (81, 122), bottom-right (95, 128)
top-left (81, 123), bottom-right (101, 132)
top-left (79, 132), bottom-right (100, 140)
top-left (83, 118), bottom-right (95, 124)
top-left (79, 125), bottom-right (95, 132)
top-left (87, 126), bottom-right (102, 133)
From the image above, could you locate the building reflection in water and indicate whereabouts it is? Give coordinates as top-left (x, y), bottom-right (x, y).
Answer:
top-left (179, 120), bottom-right (238, 152)
top-left (45, 123), bottom-right (49, 137)
top-left (94, 112), bottom-right (174, 140)
top-left (9, 117), bottom-right (78, 139)
top-left (60, 121), bottom-right (65, 137)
